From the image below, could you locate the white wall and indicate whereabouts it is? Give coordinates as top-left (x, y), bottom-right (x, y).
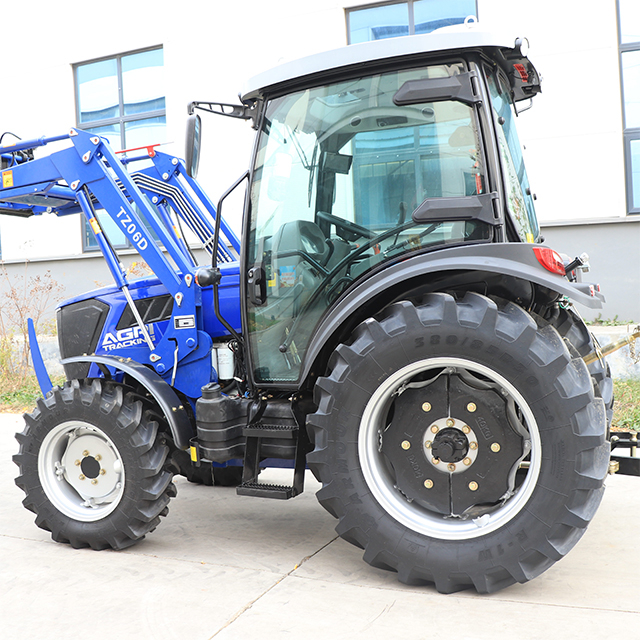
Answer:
top-left (0, 0), bottom-right (628, 263)
top-left (479, 0), bottom-right (626, 223)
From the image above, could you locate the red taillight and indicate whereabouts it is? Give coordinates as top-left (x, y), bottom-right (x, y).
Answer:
top-left (533, 246), bottom-right (566, 276)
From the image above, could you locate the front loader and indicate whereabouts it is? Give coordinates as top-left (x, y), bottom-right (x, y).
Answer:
top-left (4, 26), bottom-right (638, 593)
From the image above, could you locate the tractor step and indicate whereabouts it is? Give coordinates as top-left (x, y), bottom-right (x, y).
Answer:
top-left (236, 482), bottom-right (299, 499)
top-left (242, 424), bottom-right (298, 438)
top-left (237, 404), bottom-right (308, 500)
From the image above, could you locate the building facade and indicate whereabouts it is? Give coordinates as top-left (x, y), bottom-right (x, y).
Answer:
top-left (1, 0), bottom-right (638, 320)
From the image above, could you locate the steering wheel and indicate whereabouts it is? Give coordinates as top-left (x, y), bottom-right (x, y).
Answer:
top-left (316, 210), bottom-right (375, 241)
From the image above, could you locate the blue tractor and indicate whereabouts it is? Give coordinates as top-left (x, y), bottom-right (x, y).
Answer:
top-left (4, 28), bottom-right (625, 593)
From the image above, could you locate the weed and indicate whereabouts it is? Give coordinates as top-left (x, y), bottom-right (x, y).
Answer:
top-left (612, 378), bottom-right (640, 431)
top-left (587, 314), bottom-right (635, 327)
top-left (0, 262), bottom-right (64, 400)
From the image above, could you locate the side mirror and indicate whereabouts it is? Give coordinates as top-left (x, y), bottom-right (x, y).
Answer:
top-left (185, 113), bottom-right (202, 178)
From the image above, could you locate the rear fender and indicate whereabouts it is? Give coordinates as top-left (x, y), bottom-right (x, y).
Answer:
top-left (60, 354), bottom-right (194, 449)
top-left (302, 243), bottom-right (604, 383)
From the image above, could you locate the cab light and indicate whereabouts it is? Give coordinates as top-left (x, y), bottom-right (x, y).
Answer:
top-left (533, 246), bottom-right (566, 276)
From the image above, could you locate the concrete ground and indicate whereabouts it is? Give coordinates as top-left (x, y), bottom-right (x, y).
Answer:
top-left (1, 412), bottom-right (639, 640)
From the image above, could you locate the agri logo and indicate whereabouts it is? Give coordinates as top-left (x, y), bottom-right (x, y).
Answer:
top-left (100, 324), bottom-right (157, 351)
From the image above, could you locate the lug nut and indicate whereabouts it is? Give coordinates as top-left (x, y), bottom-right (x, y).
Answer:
top-left (463, 457), bottom-right (472, 466)
top-left (100, 469), bottom-right (106, 475)
top-left (430, 425), bottom-right (439, 434)
top-left (424, 441), bottom-right (432, 449)
top-left (74, 460), bottom-right (81, 466)
top-left (491, 443), bottom-right (501, 453)
top-left (91, 479), bottom-right (98, 485)
top-left (467, 403), bottom-right (477, 413)
top-left (469, 481), bottom-right (478, 491)
top-left (462, 425), bottom-right (471, 434)
top-left (95, 454), bottom-right (102, 461)
top-left (422, 402), bottom-right (432, 412)
top-left (446, 418), bottom-right (455, 427)
top-left (82, 450), bottom-right (89, 457)
top-left (447, 463), bottom-right (456, 472)
top-left (79, 474), bottom-right (86, 481)
top-left (469, 442), bottom-right (478, 450)
top-left (432, 457), bottom-right (440, 465)
top-left (424, 479), bottom-right (434, 489)
top-left (401, 440), bottom-right (411, 450)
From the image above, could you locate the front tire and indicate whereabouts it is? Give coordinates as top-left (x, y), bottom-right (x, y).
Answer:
top-left (307, 293), bottom-right (609, 593)
top-left (14, 379), bottom-right (176, 550)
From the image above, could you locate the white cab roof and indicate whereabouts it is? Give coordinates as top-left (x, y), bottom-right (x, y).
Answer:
top-left (243, 24), bottom-right (520, 99)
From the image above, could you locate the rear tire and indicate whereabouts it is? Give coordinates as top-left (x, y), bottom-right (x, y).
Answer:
top-left (14, 379), bottom-right (176, 550)
top-left (307, 292), bottom-right (609, 593)
top-left (552, 306), bottom-right (614, 427)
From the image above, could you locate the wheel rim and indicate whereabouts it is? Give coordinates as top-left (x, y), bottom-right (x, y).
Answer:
top-left (38, 421), bottom-right (126, 522)
top-left (358, 357), bottom-right (541, 541)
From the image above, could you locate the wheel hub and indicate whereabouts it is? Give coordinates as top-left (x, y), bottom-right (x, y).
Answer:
top-left (431, 427), bottom-right (468, 463)
top-left (380, 371), bottom-right (526, 517)
top-left (424, 418), bottom-right (479, 474)
top-left (39, 422), bottom-right (125, 520)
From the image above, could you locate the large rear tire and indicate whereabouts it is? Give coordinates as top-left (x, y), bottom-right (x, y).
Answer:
top-left (14, 379), bottom-right (176, 550)
top-left (307, 292), bottom-right (609, 593)
top-left (552, 305), bottom-right (614, 427)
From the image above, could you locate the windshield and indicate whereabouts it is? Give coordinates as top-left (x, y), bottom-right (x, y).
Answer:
top-left (486, 68), bottom-right (539, 242)
top-left (247, 62), bottom-right (492, 384)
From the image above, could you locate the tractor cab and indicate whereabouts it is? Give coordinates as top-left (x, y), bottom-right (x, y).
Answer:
top-left (209, 28), bottom-right (542, 385)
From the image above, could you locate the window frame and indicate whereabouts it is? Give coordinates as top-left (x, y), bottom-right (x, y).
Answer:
top-left (73, 46), bottom-right (166, 251)
top-left (618, 0), bottom-right (640, 214)
top-left (345, 0), bottom-right (479, 45)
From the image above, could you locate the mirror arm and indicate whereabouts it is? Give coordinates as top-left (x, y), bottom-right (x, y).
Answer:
top-left (188, 100), bottom-right (258, 123)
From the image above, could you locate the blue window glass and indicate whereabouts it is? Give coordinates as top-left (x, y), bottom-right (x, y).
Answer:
top-left (122, 49), bottom-right (165, 116)
top-left (414, 0), bottom-right (476, 34)
top-left (349, 3), bottom-right (409, 44)
top-left (77, 59), bottom-right (119, 123)
top-left (619, 0), bottom-right (640, 213)
top-left (76, 48), bottom-right (166, 250)
top-left (622, 50), bottom-right (640, 129)
top-left (348, 1), bottom-right (477, 44)
top-left (630, 139), bottom-right (640, 210)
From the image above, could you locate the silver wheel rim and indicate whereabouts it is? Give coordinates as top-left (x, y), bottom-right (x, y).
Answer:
top-left (38, 421), bottom-right (125, 522)
top-left (358, 357), bottom-right (542, 541)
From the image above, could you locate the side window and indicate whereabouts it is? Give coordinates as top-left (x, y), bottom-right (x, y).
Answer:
top-left (247, 63), bottom-right (492, 384)
top-left (74, 47), bottom-right (166, 251)
top-left (486, 69), bottom-right (539, 242)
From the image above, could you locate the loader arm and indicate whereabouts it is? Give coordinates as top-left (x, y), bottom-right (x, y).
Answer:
top-left (0, 129), bottom-right (239, 383)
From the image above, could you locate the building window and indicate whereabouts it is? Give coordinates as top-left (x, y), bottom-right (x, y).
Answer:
top-left (619, 0), bottom-right (640, 214)
top-left (74, 47), bottom-right (166, 249)
top-left (347, 0), bottom-right (478, 44)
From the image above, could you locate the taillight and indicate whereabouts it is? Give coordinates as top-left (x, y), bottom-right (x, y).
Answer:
top-left (532, 246), bottom-right (566, 276)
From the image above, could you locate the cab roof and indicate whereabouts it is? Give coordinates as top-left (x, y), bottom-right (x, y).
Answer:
top-left (242, 24), bottom-right (540, 103)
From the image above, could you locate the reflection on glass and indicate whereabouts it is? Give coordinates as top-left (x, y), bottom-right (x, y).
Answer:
top-left (122, 49), bottom-right (165, 116)
top-left (620, 0), bottom-right (640, 44)
top-left (486, 70), bottom-right (538, 242)
top-left (622, 51), bottom-right (640, 129)
top-left (85, 211), bottom-right (128, 249)
top-left (349, 2), bottom-right (409, 43)
top-left (630, 139), bottom-right (640, 210)
top-left (414, 0), bottom-right (476, 34)
top-left (77, 59), bottom-right (119, 123)
top-left (248, 62), bottom-right (492, 383)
